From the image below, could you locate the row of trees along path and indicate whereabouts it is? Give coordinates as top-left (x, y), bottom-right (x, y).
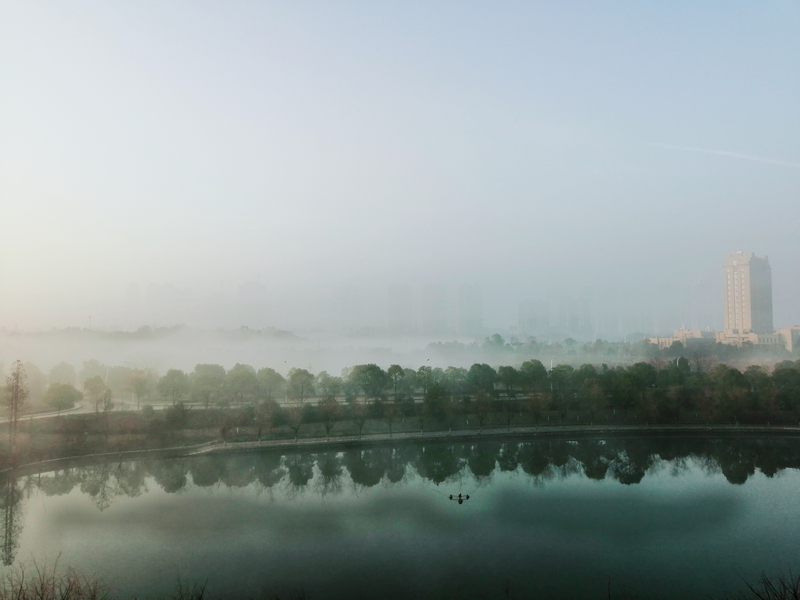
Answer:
top-left (4, 359), bottom-right (800, 457)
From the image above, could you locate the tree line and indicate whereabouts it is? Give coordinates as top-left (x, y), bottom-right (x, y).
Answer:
top-left (5, 357), bottom-right (800, 449)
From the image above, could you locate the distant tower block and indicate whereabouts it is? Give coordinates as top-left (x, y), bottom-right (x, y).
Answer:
top-left (723, 252), bottom-right (773, 335)
top-left (456, 284), bottom-right (483, 336)
top-left (387, 284), bottom-right (414, 334)
top-left (422, 284), bottom-right (448, 334)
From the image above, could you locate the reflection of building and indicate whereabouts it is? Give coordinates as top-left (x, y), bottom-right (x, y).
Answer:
top-left (387, 285), bottom-right (414, 334)
top-left (421, 284), bottom-right (448, 334)
top-left (723, 252), bottom-right (773, 336)
top-left (456, 284), bottom-right (483, 336)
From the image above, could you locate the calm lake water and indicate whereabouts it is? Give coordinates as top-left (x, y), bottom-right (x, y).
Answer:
top-left (4, 435), bottom-right (800, 599)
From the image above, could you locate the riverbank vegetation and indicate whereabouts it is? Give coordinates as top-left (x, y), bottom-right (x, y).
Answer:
top-left (2, 357), bottom-right (800, 469)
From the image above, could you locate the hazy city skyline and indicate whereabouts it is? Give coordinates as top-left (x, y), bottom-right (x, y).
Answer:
top-left (1, 2), bottom-right (798, 335)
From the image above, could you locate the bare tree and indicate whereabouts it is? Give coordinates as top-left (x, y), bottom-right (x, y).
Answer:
top-left (384, 401), bottom-right (398, 437)
top-left (254, 399), bottom-right (278, 440)
top-left (351, 397), bottom-right (368, 439)
top-left (318, 396), bottom-right (340, 440)
top-left (287, 399), bottom-right (304, 443)
top-left (4, 361), bottom-right (28, 452)
top-left (474, 390), bottom-right (492, 434)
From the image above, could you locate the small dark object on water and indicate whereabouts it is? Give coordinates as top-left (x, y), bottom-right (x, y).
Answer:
top-left (448, 493), bottom-right (470, 505)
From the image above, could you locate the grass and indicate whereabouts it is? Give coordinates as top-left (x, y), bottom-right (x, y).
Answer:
top-left (1, 560), bottom-right (799, 600)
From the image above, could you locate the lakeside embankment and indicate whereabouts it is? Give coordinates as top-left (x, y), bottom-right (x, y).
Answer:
top-left (5, 421), bottom-right (800, 477)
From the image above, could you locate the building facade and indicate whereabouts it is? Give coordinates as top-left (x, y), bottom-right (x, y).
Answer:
top-left (723, 252), bottom-right (773, 336)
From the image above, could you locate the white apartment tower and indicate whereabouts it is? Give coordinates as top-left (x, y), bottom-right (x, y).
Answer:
top-left (723, 252), bottom-right (773, 335)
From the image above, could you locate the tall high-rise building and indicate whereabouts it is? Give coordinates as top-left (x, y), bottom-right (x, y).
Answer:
top-left (723, 252), bottom-right (773, 335)
top-left (387, 284), bottom-right (414, 334)
top-left (456, 284), bottom-right (483, 336)
top-left (421, 284), bottom-right (448, 334)
top-left (518, 299), bottom-right (549, 335)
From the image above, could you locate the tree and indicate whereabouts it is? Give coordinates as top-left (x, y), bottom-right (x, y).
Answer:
top-left (318, 396), bottom-right (340, 440)
top-left (287, 368), bottom-right (315, 402)
top-left (80, 359), bottom-right (106, 383)
top-left (416, 366), bottom-right (434, 396)
top-left (84, 376), bottom-right (108, 413)
top-left (257, 368), bottom-right (285, 401)
top-left (254, 399), bottom-right (278, 440)
top-left (443, 367), bottom-right (469, 400)
top-left (315, 371), bottom-right (342, 400)
top-left (348, 364), bottom-right (387, 400)
top-left (351, 397), bottom-right (369, 438)
top-left (226, 364), bottom-right (258, 405)
top-left (383, 401), bottom-right (398, 437)
top-left (468, 363), bottom-right (497, 395)
top-left (497, 366), bottom-right (519, 398)
top-left (157, 369), bottom-right (190, 405)
top-left (126, 369), bottom-right (154, 410)
top-left (521, 360), bottom-right (548, 395)
top-left (474, 390), bottom-right (492, 433)
top-left (191, 364), bottom-right (226, 408)
top-left (387, 365), bottom-right (404, 402)
top-left (22, 362), bottom-right (47, 405)
top-left (43, 383), bottom-right (82, 415)
top-left (48, 362), bottom-right (77, 386)
top-left (4, 361), bottom-right (28, 449)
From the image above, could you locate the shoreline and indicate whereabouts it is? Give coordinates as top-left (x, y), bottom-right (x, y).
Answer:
top-left (4, 422), bottom-right (800, 477)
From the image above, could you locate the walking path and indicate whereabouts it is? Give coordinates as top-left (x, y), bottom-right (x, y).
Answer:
top-left (4, 422), bottom-right (800, 476)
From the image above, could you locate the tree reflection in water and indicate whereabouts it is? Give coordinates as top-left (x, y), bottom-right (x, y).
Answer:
top-left (1, 435), bottom-right (798, 566)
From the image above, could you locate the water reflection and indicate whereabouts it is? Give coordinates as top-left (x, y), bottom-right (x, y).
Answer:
top-left (3, 435), bottom-right (800, 567)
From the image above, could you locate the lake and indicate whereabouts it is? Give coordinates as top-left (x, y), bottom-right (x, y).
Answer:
top-left (4, 435), bottom-right (800, 599)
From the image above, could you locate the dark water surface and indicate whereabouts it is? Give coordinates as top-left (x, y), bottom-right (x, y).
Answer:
top-left (4, 436), bottom-right (800, 599)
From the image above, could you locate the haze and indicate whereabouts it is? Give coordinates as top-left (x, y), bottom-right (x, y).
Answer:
top-left (1, 1), bottom-right (799, 338)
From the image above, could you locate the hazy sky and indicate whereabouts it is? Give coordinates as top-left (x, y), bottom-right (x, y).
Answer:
top-left (1, 1), bottom-right (798, 332)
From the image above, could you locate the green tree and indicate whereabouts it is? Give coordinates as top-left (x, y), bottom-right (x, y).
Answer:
top-left (84, 376), bottom-right (108, 413)
top-left (349, 364), bottom-right (387, 399)
top-left (520, 359), bottom-right (548, 395)
top-left (48, 362), bottom-right (77, 386)
top-left (387, 365), bottom-right (404, 401)
top-left (257, 368), bottom-right (285, 401)
top-left (287, 368), bottom-right (315, 402)
top-left (157, 369), bottom-right (190, 405)
top-left (497, 366), bottom-right (519, 398)
top-left (315, 371), bottom-right (342, 400)
top-left (79, 359), bottom-right (106, 383)
top-left (226, 364), bottom-right (258, 405)
top-left (467, 363), bottom-right (496, 395)
top-left (416, 366), bottom-right (434, 395)
top-left (43, 383), bottom-right (82, 415)
top-left (126, 369), bottom-right (153, 410)
top-left (190, 364), bottom-right (226, 408)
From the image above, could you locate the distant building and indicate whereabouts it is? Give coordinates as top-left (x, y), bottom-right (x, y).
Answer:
top-left (456, 284), bottom-right (483, 336)
top-left (518, 299), bottom-right (549, 335)
top-left (387, 284), bottom-right (414, 334)
top-left (776, 325), bottom-right (800, 353)
top-left (557, 296), bottom-right (592, 338)
top-left (723, 252), bottom-right (773, 337)
top-left (421, 284), bottom-right (448, 334)
top-left (648, 328), bottom-right (716, 350)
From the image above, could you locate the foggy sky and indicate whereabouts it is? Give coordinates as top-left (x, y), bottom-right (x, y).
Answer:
top-left (1, 1), bottom-right (798, 334)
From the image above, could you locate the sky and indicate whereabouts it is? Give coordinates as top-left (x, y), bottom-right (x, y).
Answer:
top-left (1, 1), bottom-right (798, 335)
